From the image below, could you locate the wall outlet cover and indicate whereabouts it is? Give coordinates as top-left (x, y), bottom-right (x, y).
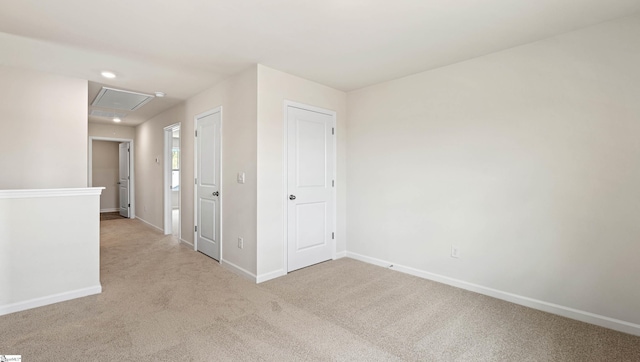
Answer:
top-left (451, 246), bottom-right (460, 258)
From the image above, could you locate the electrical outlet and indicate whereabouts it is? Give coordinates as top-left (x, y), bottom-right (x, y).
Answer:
top-left (238, 237), bottom-right (244, 249)
top-left (451, 245), bottom-right (460, 258)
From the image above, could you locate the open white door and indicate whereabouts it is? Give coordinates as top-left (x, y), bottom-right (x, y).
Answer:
top-left (195, 109), bottom-right (221, 260)
top-left (118, 142), bottom-right (130, 218)
top-left (287, 104), bottom-right (335, 272)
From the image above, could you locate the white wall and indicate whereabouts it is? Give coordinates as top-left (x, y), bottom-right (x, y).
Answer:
top-left (256, 65), bottom-right (347, 279)
top-left (92, 141), bottom-right (119, 211)
top-left (346, 14), bottom-right (640, 328)
top-left (88, 123), bottom-right (136, 140)
top-left (0, 66), bottom-right (87, 189)
top-left (0, 189), bottom-right (102, 315)
top-left (135, 66), bottom-right (258, 276)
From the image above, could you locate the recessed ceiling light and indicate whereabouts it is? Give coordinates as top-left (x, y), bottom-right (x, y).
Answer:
top-left (101, 71), bottom-right (116, 79)
top-left (155, 91), bottom-right (165, 98)
top-left (113, 117), bottom-right (122, 123)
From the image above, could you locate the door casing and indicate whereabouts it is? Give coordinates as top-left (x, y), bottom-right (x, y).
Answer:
top-left (164, 123), bottom-right (181, 236)
top-left (88, 136), bottom-right (135, 219)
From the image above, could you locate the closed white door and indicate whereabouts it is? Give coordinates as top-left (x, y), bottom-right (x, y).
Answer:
top-left (287, 105), bottom-right (335, 272)
top-left (195, 110), bottom-right (221, 260)
top-left (118, 142), bottom-right (130, 218)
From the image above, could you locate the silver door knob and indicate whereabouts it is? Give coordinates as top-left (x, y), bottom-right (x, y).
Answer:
top-left (289, 195), bottom-right (296, 200)
top-left (213, 191), bottom-right (219, 196)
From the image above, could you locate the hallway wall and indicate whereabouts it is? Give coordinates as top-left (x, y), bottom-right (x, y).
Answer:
top-left (135, 66), bottom-right (258, 275)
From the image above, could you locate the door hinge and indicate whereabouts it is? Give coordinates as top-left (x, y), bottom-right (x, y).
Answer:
top-left (128, 148), bottom-right (130, 152)
top-left (332, 127), bottom-right (335, 135)
top-left (128, 203), bottom-right (130, 207)
top-left (128, 176), bottom-right (130, 180)
top-left (195, 130), bottom-right (198, 137)
top-left (332, 232), bottom-right (335, 240)
top-left (195, 178), bottom-right (197, 184)
top-left (195, 225), bottom-right (198, 232)
top-left (332, 180), bottom-right (335, 187)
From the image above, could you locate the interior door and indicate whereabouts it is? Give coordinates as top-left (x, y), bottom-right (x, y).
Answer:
top-left (287, 105), bottom-right (335, 272)
top-left (195, 110), bottom-right (221, 260)
top-left (118, 142), bottom-right (130, 218)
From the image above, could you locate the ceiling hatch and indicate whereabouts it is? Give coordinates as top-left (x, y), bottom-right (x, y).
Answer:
top-left (91, 87), bottom-right (154, 111)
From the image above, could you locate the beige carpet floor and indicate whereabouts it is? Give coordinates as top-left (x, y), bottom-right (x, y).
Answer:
top-left (1, 218), bottom-right (639, 361)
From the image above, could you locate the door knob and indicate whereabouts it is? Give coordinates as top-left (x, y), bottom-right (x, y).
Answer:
top-left (289, 195), bottom-right (296, 200)
top-left (212, 191), bottom-right (219, 196)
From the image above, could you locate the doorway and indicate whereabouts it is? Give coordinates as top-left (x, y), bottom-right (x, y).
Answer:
top-left (285, 102), bottom-right (336, 272)
top-left (88, 137), bottom-right (135, 219)
top-left (194, 108), bottom-right (222, 261)
top-left (164, 123), bottom-right (181, 237)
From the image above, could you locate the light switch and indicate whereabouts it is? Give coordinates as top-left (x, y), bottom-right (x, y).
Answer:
top-left (237, 172), bottom-right (245, 184)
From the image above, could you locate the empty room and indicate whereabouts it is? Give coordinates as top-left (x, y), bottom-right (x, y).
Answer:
top-left (1, 1), bottom-right (640, 361)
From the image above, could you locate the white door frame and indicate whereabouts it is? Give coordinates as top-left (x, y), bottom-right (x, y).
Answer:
top-left (283, 100), bottom-right (337, 273)
top-left (193, 107), bottom-right (223, 258)
top-left (164, 123), bottom-right (181, 236)
top-left (88, 136), bottom-right (135, 218)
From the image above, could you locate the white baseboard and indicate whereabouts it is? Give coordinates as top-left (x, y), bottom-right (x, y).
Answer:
top-left (135, 216), bottom-right (163, 233)
top-left (256, 269), bottom-right (286, 283)
top-left (335, 250), bottom-right (347, 259)
top-left (221, 259), bottom-right (256, 283)
top-left (100, 208), bottom-right (119, 213)
top-left (0, 285), bottom-right (102, 316)
top-left (346, 252), bottom-right (640, 336)
top-left (180, 238), bottom-right (193, 247)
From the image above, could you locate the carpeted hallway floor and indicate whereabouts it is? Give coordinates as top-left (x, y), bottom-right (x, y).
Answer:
top-left (99, 211), bottom-right (127, 221)
top-left (1, 218), bottom-right (639, 361)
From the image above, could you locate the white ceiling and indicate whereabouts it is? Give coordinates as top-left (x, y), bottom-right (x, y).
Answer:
top-left (1, 0), bottom-right (639, 125)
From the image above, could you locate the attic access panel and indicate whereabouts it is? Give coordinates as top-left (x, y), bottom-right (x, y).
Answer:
top-left (91, 87), bottom-right (154, 111)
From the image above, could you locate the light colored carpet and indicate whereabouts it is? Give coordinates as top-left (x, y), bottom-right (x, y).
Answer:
top-left (1, 218), bottom-right (639, 361)
top-left (99, 211), bottom-right (126, 221)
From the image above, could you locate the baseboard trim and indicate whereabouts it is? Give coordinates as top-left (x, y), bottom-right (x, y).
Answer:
top-left (346, 252), bottom-right (640, 336)
top-left (0, 285), bottom-right (102, 316)
top-left (220, 259), bottom-right (256, 282)
top-left (100, 208), bottom-right (119, 213)
top-left (135, 217), bottom-right (163, 233)
top-left (179, 238), bottom-right (193, 247)
top-left (256, 269), bottom-right (286, 283)
top-left (335, 250), bottom-right (347, 259)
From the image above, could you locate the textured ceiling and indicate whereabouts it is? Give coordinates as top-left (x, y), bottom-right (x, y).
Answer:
top-left (1, 0), bottom-right (639, 124)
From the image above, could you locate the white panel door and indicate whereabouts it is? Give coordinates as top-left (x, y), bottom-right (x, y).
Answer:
top-left (287, 105), bottom-right (335, 272)
top-left (196, 110), bottom-right (221, 260)
top-left (118, 142), bottom-right (130, 218)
